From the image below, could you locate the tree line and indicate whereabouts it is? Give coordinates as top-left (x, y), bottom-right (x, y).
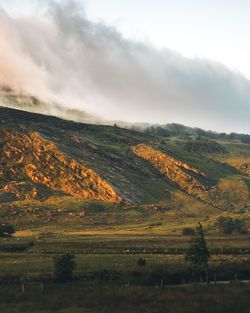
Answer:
top-left (143, 123), bottom-right (250, 143)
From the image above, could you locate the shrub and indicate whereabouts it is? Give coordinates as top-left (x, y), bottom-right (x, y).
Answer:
top-left (53, 254), bottom-right (76, 282)
top-left (0, 224), bottom-right (15, 237)
top-left (92, 269), bottom-right (119, 282)
top-left (137, 258), bottom-right (147, 267)
top-left (215, 217), bottom-right (245, 234)
top-left (184, 137), bottom-right (226, 153)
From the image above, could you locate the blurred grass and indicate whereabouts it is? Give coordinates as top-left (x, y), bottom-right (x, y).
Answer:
top-left (0, 283), bottom-right (250, 313)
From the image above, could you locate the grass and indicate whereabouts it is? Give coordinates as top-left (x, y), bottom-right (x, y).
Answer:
top-left (0, 233), bottom-right (249, 280)
top-left (0, 230), bottom-right (249, 312)
top-left (3, 196), bottom-right (247, 234)
top-left (0, 252), bottom-right (249, 279)
top-left (0, 283), bottom-right (250, 313)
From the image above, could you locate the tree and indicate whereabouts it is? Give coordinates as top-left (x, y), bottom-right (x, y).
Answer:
top-left (185, 223), bottom-right (210, 283)
top-left (137, 258), bottom-right (147, 267)
top-left (0, 224), bottom-right (15, 237)
top-left (53, 254), bottom-right (76, 282)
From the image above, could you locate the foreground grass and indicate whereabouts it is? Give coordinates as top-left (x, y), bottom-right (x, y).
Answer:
top-left (0, 283), bottom-right (250, 313)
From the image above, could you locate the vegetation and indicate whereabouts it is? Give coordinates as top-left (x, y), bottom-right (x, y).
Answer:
top-left (0, 232), bottom-right (248, 312)
top-left (185, 223), bottom-right (210, 282)
top-left (53, 253), bottom-right (76, 282)
top-left (1, 283), bottom-right (250, 313)
top-left (0, 233), bottom-right (249, 282)
top-left (144, 122), bottom-right (250, 144)
top-left (0, 223), bottom-right (15, 237)
top-left (137, 257), bottom-right (147, 267)
top-left (215, 216), bottom-right (246, 234)
top-left (183, 137), bottom-right (226, 154)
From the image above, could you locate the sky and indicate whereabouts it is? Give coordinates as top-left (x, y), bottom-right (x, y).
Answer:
top-left (1, 0), bottom-right (250, 133)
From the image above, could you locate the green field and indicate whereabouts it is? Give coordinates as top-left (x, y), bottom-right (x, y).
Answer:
top-left (0, 233), bottom-right (249, 281)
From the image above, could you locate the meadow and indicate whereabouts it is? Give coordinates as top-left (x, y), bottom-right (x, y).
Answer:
top-left (0, 233), bottom-right (249, 280)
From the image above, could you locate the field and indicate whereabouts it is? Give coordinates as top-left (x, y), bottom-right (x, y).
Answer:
top-left (0, 233), bottom-right (250, 280)
top-left (0, 212), bottom-right (250, 312)
top-left (1, 283), bottom-right (250, 313)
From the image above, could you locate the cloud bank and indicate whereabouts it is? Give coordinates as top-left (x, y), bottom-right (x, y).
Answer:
top-left (0, 1), bottom-right (250, 132)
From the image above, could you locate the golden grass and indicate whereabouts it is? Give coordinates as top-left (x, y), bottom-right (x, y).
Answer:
top-left (65, 229), bottom-right (148, 235)
top-left (14, 230), bottom-right (39, 237)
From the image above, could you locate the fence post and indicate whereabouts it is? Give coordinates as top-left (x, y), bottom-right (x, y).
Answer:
top-left (235, 273), bottom-right (238, 281)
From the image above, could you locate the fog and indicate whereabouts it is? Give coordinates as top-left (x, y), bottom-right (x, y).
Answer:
top-left (0, 1), bottom-right (250, 132)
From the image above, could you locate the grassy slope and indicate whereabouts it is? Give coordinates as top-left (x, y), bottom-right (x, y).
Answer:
top-left (0, 107), bottom-right (250, 233)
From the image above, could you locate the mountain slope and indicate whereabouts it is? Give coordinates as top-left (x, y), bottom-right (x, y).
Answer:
top-left (132, 143), bottom-right (249, 210)
top-left (0, 106), bottom-right (249, 219)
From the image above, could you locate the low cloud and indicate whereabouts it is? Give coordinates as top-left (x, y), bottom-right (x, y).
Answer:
top-left (0, 1), bottom-right (250, 132)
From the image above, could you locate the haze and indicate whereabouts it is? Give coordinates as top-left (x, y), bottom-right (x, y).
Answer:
top-left (0, 0), bottom-right (250, 133)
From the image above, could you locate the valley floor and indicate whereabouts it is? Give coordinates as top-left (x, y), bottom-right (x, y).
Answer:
top-left (0, 283), bottom-right (250, 313)
top-left (0, 233), bottom-right (249, 280)
top-left (0, 233), bottom-right (249, 312)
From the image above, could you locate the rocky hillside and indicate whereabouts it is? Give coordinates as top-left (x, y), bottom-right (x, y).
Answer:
top-left (0, 129), bottom-right (121, 203)
top-left (0, 106), bottom-right (250, 214)
top-left (132, 144), bottom-right (249, 210)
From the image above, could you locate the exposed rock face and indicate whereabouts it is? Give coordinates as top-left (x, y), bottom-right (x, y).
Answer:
top-left (0, 129), bottom-right (121, 203)
top-left (132, 144), bottom-right (250, 210)
top-left (132, 144), bottom-right (210, 197)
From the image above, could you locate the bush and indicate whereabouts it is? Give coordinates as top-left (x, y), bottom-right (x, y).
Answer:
top-left (184, 137), bottom-right (226, 153)
top-left (53, 254), bottom-right (76, 282)
top-left (92, 269), bottom-right (120, 282)
top-left (182, 227), bottom-right (195, 236)
top-left (137, 258), bottom-right (147, 267)
top-left (239, 228), bottom-right (248, 235)
top-left (0, 224), bottom-right (15, 237)
top-left (215, 217), bottom-right (245, 234)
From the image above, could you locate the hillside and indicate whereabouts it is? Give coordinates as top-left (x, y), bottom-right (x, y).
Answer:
top-left (0, 106), bottom-right (250, 232)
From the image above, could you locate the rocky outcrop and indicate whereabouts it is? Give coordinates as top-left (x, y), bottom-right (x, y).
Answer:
top-left (132, 144), bottom-right (210, 198)
top-left (132, 144), bottom-right (250, 210)
top-left (0, 129), bottom-right (121, 203)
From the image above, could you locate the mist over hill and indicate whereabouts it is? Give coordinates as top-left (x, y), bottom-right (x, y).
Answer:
top-left (1, 1), bottom-right (250, 132)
